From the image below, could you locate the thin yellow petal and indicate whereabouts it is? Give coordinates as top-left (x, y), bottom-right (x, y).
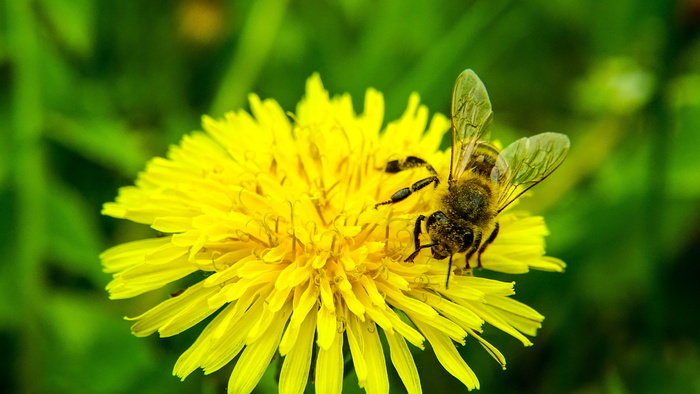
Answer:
top-left (265, 286), bottom-right (293, 313)
top-left (414, 320), bottom-right (479, 391)
top-left (465, 327), bottom-right (506, 369)
top-left (384, 309), bottom-right (424, 350)
top-left (528, 256), bottom-right (566, 272)
top-left (346, 314), bottom-right (367, 384)
top-left (462, 300), bottom-right (533, 347)
top-left (377, 282), bottom-right (437, 319)
top-left (128, 282), bottom-right (220, 337)
top-left (483, 295), bottom-right (544, 337)
top-left (316, 304), bottom-right (336, 350)
top-left (407, 312), bottom-right (466, 345)
top-left (100, 237), bottom-right (170, 273)
top-left (290, 280), bottom-right (319, 327)
top-left (385, 329), bottom-right (422, 394)
top-left (173, 302), bottom-right (238, 379)
top-left (151, 216), bottom-right (193, 233)
top-left (315, 328), bottom-right (344, 394)
top-left (246, 302), bottom-right (277, 344)
top-left (361, 320), bottom-right (389, 394)
top-left (353, 284), bottom-right (392, 330)
top-left (279, 307), bottom-right (317, 394)
top-left (202, 298), bottom-right (264, 374)
top-left (412, 289), bottom-right (484, 330)
top-left (228, 303), bottom-right (291, 394)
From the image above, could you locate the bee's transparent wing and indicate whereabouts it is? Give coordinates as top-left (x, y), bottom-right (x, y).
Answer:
top-left (494, 132), bottom-right (570, 212)
top-left (450, 69), bottom-right (494, 181)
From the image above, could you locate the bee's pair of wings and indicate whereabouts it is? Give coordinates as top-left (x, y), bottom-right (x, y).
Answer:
top-left (450, 69), bottom-right (570, 213)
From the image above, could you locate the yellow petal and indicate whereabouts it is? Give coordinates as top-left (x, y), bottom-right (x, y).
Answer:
top-left (467, 298), bottom-right (534, 346)
top-left (407, 312), bottom-right (466, 345)
top-left (289, 281), bottom-right (319, 328)
top-left (202, 297), bottom-right (264, 374)
top-left (279, 307), bottom-right (316, 394)
top-left (173, 302), bottom-right (238, 379)
top-left (414, 320), bottom-right (479, 390)
top-left (361, 320), bottom-right (389, 394)
top-left (151, 216), bottom-right (193, 233)
top-left (385, 329), bottom-right (422, 394)
top-left (315, 328), bottom-right (344, 394)
top-left (465, 327), bottom-right (506, 369)
top-left (128, 282), bottom-right (220, 337)
top-left (346, 314), bottom-right (367, 384)
top-left (384, 309), bottom-right (424, 350)
top-left (100, 237), bottom-right (170, 273)
top-left (316, 304), bottom-right (336, 350)
top-left (228, 303), bottom-right (291, 394)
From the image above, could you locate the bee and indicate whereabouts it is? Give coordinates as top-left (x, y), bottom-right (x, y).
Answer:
top-left (376, 69), bottom-right (570, 284)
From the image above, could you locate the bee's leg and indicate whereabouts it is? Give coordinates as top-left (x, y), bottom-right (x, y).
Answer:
top-left (412, 215), bottom-right (426, 250)
top-left (463, 231), bottom-right (483, 269)
top-left (385, 156), bottom-right (438, 178)
top-left (375, 176), bottom-right (439, 208)
top-left (405, 242), bottom-right (435, 262)
top-left (404, 214), bottom-right (427, 262)
top-left (476, 222), bottom-right (500, 268)
top-left (375, 156), bottom-right (439, 208)
top-left (445, 254), bottom-right (454, 289)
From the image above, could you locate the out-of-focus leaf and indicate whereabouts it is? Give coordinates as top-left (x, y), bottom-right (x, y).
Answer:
top-left (574, 57), bottom-right (655, 116)
top-left (0, 190), bottom-right (17, 325)
top-left (41, 292), bottom-right (206, 393)
top-left (668, 73), bottom-right (700, 199)
top-left (0, 117), bottom-right (11, 189)
top-left (44, 177), bottom-right (104, 284)
top-left (385, 0), bottom-right (509, 118)
top-left (37, 0), bottom-right (95, 56)
top-left (210, 0), bottom-right (290, 115)
top-left (42, 293), bottom-right (153, 394)
top-left (45, 113), bottom-right (151, 177)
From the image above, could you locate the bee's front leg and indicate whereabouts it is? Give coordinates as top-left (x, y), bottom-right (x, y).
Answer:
top-left (404, 242), bottom-right (435, 263)
top-left (411, 214), bottom-right (426, 250)
top-left (404, 215), bottom-right (432, 262)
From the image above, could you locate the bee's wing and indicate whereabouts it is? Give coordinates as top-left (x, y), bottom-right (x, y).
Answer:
top-left (494, 132), bottom-right (570, 212)
top-left (450, 69), bottom-right (494, 181)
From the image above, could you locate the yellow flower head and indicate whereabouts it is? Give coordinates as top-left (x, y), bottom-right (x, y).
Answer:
top-left (101, 74), bottom-right (565, 393)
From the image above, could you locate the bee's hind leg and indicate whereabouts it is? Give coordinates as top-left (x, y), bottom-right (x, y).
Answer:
top-left (476, 222), bottom-right (500, 268)
top-left (375, 176), bottom-right (439, 208)
top-left (384, 156), bottom-right (438, 177)
top-left (375, 156), bottom-right (440, 208)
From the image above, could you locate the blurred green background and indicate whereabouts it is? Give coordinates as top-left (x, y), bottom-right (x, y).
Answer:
top-left (3, 0), bottom-right (700, 393)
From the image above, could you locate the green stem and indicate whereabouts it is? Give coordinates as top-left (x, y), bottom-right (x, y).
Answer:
top-left (8, 1), bottom-right (46, 393)
top-left (210, 0), bottom-right (290, 116)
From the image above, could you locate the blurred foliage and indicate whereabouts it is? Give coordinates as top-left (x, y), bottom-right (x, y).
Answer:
top-left (2, 0), bottom-right (700, 393)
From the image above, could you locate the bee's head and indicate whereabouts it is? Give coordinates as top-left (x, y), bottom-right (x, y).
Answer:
top-left (431, 245), bottom-right (450, 260)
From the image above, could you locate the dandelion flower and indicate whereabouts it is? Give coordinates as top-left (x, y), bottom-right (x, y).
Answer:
top-left (101, 74), bottom-right (565, 393)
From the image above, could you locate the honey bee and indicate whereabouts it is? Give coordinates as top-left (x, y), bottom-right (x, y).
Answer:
top-left (376, 69), bottom-right (570, 284)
